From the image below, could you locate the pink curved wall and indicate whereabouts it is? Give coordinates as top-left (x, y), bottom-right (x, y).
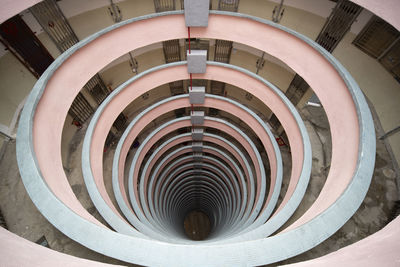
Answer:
top-left (86, 66), bottom-right (294, 221)
top-left (288, 217), bottom-right (400, 267)
top-left (136, 122), bottom-right (256, 208)
top-left (0, 227), bottom-right (122, 267)
top-left (31, 15), bottom-right (318, 234)
top-left (0, 4), bottom-right (394, 266)
top-left (121, 98), bottom-right (268, 213)
top-left (0, 0), bottom-right (41, 23)
top-left (137, 135), bottom-right (246, 214)
top-left (99, 66), bottom-right (301, 223)
top-left (352, 0), bottom-right (400, 30)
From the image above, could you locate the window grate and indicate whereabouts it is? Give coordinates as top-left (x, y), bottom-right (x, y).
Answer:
top-left (208, 108), bottom-right (219, 116)
top-left (169, 80), bottom-right (185, 95)
top-left (84, 74), bottom-right (110, 105)
top-left (316, 0), bottom-right (362, 52)
top-left (0, 15), bottom-right (54, 78)
top-left (354, 15), bottom-right (400, 82)
top-left (218, 0), bottom-right (239, 12)
top-left (353, 16), bottom-right (400, 58)
top-left (214, 40), bottom-right (232, 63)
top-left (69, 92), bottom-right (94, 125)
top-left (105, 132), bottom-right (116, 149)
top-left (163, 39), bottom-right (181, 63)
top-left (113, 113), bottom-right (127, 132)
top-left (379, 40), bottom-right (400, 82)
top-left (274, 0), bottom-right (360, 131)
top-left (154, 0), bottom-right (176, 12)
top-left (35, 236), bottom-right (50, 248)
top-left (269, 114), bottom-right (280, 131)
top-left (210, 80), bottom-right (225, 96)
top-left (285, 74), bottom-right (310, 105)
top-left (30, 0), bottom-right (111, 118)
top-left (30, 0), bottom-right (80, 53)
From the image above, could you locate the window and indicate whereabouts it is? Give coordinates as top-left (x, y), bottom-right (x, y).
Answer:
top-left (354, 16), bottom-right (400, 82)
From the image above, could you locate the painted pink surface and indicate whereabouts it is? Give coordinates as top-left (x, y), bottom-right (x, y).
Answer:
top-left (203, 97), bottom-right (275, 214)
top-left (160, 152), bottom-right (243, 209)
top-left (204, 16), bottom-right (357, 226)
top-left (99, 72), bottom-right (284, 220)
top-left (145, 144), bottom-right (244, 214)
top-left (130, 120), bottom-right (252, 191)
top-left (123, 102), bottom-right (264, 215)
top-left (159, 162), bottom-right (237, 220)
top-left (32, 14), bottom-right (356, 242)
top-left (153, 151), bottom-right (240, 194)
top-left (103, 67), bottom-right (293, 221)
top-left (130, 123), bottom-right (248, 211)
top-left (0, 227), bottom-right (122, 267)
top-left (195, 67), bottom-right (302, 217)
top-left (203, 119), bottom-right (255, 198)
top-left (115, 94), bottom-right (277, 219)
top-left (0, 0), bottom-right (386, 263)
top-left (147, 129), bottom-right (250, 210)
top-left (142, 134), bottom-right (249, 213)
top-left (0, 0), bottom-right (41, 23)
top-left (31, 18), bottom-right (298, 232)
top-left (163, 163), bottom-right (237, 206)
top-left (33, 49), bottom-right (108, 227)
top-left (286, 217), bottom-right (400, 267)
top-left (139, 120), bottom-right (252, 194)
top-left (352, 0), bottom-right (400, 30)
top-left (141, 135), bottom-right (240, 213)
top-left (151, 149), bottom-right (239, 214)
top-left (134, 120), bottom-right (256, 211)
top-left (192, 18), bottom-right (358, 223)
top-left (155, 155), bottom-right (192, 201)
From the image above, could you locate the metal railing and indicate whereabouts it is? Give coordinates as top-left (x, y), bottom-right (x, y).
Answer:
top-left (69, 93), bottom-right (94, 125)
top-left (316, 0), bottom-right (362, 52)
top-left (84, 74), bottom-right (111, 105)
top-left (163, 39), bottom-right (181, 63)
top-left (154, 0), bottom-right (176, 12)
top-left (30, 0), bottom-right (79, 53)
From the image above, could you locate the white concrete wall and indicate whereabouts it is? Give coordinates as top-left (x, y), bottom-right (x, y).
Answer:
top-left (0, 52), bottom-right (36, 132)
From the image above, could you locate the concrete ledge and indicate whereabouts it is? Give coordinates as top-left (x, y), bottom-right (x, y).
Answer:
top-left (193, 152), bottom-right (203, 161)
top-left (189, 86), bottom-right (205, 104)
top-left (184, 0), bottom-right (209, 27)
top-left (192, 128), bottom-right (204, 140)
top-left (187, 50), bottom-right (207, 73)
top-left (191, 111), bottom-right (205, 125)
top-left (192, 141), bottom-right (203, 152)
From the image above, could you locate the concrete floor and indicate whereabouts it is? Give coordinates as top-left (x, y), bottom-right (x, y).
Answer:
top-left (0, 104), bottom-right (398, 266)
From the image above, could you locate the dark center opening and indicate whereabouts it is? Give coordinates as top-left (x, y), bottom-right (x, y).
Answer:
top-left (183, 210), bottom-right (211, 240)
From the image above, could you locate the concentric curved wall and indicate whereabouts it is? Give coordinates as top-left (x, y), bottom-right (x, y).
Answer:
top-left (1, 0), bottom-right (399, 266)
